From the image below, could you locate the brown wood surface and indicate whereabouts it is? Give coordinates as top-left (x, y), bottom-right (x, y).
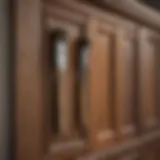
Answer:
top-left (138, 28), bottom-right (158, 132)
top-left (88, 19), bottom-right (116, 150)
top-left (15, 0), bottom-right (160, 160)
top-left (44, 16), bottom-right (88, 159)
top-left (47, 19), bottom-right (80, 137)
top-left (94, 0), bottom-right (160, 31)
top-left (15, 0), bottom-right (44, 160)
top-left (115, 27), bottom-right (136, 140)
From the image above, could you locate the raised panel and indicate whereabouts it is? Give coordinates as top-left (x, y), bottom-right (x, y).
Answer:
top-left (45, 18), bottom-right (80, 138)
top-left (138, 28), bottom-right (158, 132)
top-left (44, 17), bottom-right (87, 159)
top-left (120, 152), bottom-right (139, 160)
top-left (88, 19), bottom-right (116, 150)
top-left (115, 27), bottom-right (137, 140)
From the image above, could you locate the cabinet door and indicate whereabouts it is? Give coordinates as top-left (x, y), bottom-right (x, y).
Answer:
top-left (44, 16), bottom-right (89, 159)
top-left (115, 26), bottom-right (137, 140)
top-left (88, 19), bottom-right (116, 150)
top-left (138, 28), bottom-right (158, 132)
top-left (88, 18), bottom-right (137, 150)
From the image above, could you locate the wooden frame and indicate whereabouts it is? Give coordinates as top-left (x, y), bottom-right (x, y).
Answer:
top-left (15, 0), bottom-right (44, 160)
top-left (14, 0), bottom-right (160, 160)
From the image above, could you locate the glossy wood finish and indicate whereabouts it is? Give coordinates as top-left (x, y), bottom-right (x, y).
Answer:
top-left (15, 0), bottom-right (160, 160)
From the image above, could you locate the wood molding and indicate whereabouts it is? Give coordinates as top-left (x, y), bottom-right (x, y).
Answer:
top-left (49, 0), bottom-right (160, 31)
top-left (101, 0), bottom-right (160, 31)
top-left (77, 130), bottom-right (160, 160)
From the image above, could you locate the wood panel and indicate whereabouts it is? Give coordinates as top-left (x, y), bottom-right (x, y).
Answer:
top-left (47, 18), bottom-right (80, 137)
top-left (15, 0), bottom-right (44, 160)
top-left (138, 28), bottom-right (158, 132)
top-left (88, 19), bottom-right (116, 150)
top-left (43, 16), bottom-right (87, 159)
top-left (15, 0), bottom-right (160, 160)
top-left (115, 26), bottom-right (136, 140)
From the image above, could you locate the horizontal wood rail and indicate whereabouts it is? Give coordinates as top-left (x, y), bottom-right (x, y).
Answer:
top-left (78, 130), bottom-right (160, 160)
top-left (51, 0), bottom-right (160, 31)
top-left (101, 0), bottom-right (160, 31)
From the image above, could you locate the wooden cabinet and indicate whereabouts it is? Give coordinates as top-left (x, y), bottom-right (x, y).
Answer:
top-left (15, 0), bottom-right (160, 160)
top-left (88, 18), bottom-right (137, 150)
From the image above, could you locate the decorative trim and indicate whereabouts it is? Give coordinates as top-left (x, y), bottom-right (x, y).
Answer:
top-left (102, 0), bottom-right (160, 31)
